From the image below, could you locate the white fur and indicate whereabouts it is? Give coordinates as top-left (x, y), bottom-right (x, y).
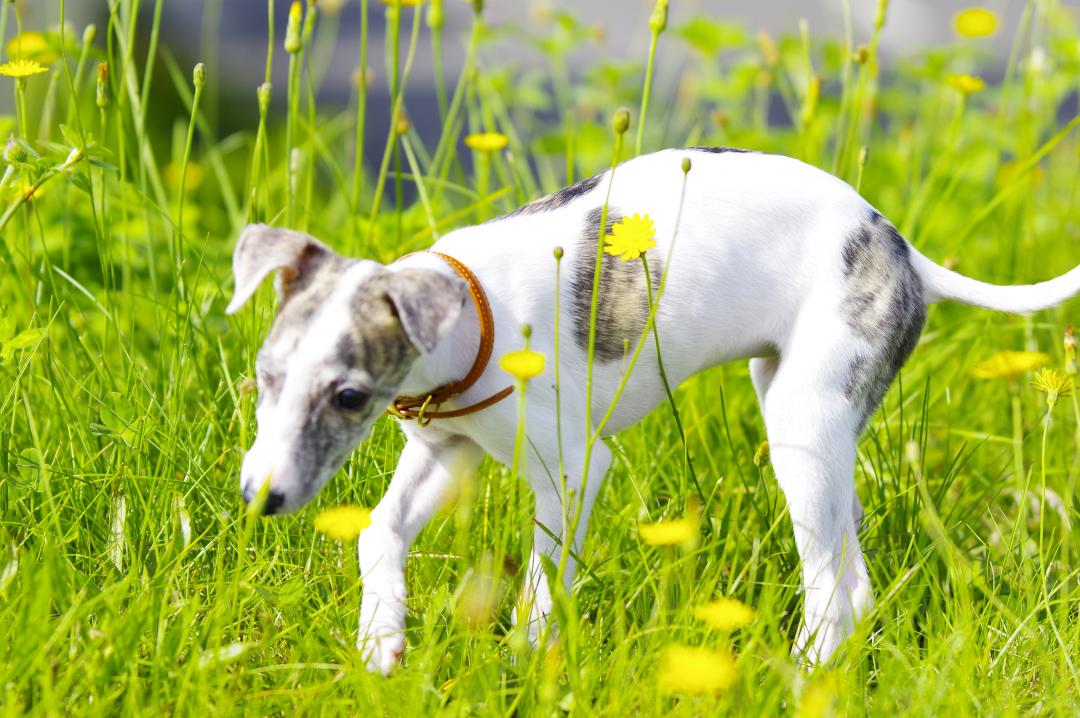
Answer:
top-left (243, 149), bottom-right (1080, 673)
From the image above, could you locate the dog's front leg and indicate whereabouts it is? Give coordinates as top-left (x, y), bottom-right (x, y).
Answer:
top-left (357, 430), bottom-right (484, 674)
top-left (514, 439), bottom-right (612, 645)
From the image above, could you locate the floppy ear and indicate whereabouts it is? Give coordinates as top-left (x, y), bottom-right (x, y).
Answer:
top-left (226, 224), bottom-right (335, 315)
top-left (385, 268), bottom-right (469, 354)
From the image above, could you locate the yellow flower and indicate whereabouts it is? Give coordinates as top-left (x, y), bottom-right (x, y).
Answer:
top-left (164, 162), bottom-right (205, 193)
top-left (946, 74), bottom-right (985, 95)
top-left (604, 213), bottom-right (656, 262)
top-left (971, 350), bottom-right (1048, 379)
top-left (313, 505), bottom-right (372, 540)
top-left (657, 645), bottom-right (737, 695)
top-left (1031, 367), bottom-right (1072, 407)
top-left (638, 509), bottom-right (699, 547)
top-left (464, 132), bottom-right (509, 153)
top-left (796, 673), bottom-right (840, 718)
top-left (693, 597), bottom-right (756, 631)
top-left (953, 7), bottom-right (998, 38)
top-left (499, 347), bottom-right (545, 381)
top-left (6, 32), bottom-right (59, 64)
top-left (0, 59), bottom-right (49, 79)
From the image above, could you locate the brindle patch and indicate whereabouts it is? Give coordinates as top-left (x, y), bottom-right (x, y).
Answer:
top-left (266, 253), bottom-right (357, 345)
top-left (840, 211), bottom-right (926, 430)
top-left (686, 146), bottom-right (758, 154)
top-left (504, 170), bottom-right (606, 218)
top-left (570, 206), bottom-right (663, 362)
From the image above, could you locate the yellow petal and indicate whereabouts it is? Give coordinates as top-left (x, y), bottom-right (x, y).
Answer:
top-left (464, 132), bottom-right (509, 153)
top-left (946, 74), bottom-right (985, 95)
top-left (313, 505), bottom-right (372, 540)
top-left (657, 645), bottom-right (738, 695)
top-left (971, 350), bottom-right (1048, 379)
top-left (6, 32), bottom-right (59, 64)
top-left (954, 7), bottom-right (997, 38)
top-left (693, 597), bottom-right (757, 630)
top-left (638, 515), bottom-right (698, 546)
top-left (499, 348), bottom-right (546, 381)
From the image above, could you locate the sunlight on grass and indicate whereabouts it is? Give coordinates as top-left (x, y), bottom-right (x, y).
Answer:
top-left (0, 0), bottom-right (1078, 714)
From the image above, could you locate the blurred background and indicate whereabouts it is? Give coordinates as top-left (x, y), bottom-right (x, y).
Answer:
top-left (3, 1), bottom-right (1044, 158)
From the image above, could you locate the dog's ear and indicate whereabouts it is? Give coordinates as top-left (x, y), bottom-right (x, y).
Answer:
top-left (226, 224), bottom-right (335, 315)
top-left (384, 268), bottom-right (469, 354)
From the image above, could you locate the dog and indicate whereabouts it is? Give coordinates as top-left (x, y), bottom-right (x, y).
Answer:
top-left (227, 147), bottom-right (1080, 674)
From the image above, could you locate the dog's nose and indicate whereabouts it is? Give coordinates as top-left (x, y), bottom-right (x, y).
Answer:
top-left (263, 490), bottom-right (286, 515)
top-left (241, 482), bottom-right (286, 515)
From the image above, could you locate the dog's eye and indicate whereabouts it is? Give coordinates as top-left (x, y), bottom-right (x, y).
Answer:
top-left (334, 387), bottom-right (369, 411)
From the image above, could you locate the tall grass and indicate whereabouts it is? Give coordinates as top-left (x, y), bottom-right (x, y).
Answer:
top-left (1, 0), bottom-right (1079, 715)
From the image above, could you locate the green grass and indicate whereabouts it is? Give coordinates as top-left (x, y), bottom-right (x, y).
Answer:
top-left (2, 0), bottom-right (1080, 714)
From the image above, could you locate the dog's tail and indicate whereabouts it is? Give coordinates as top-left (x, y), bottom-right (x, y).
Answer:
top-left (910, 249), bottom-right (1080, 314)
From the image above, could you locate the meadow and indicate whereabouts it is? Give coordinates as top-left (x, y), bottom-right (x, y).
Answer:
top-left (1, 0), bottom-right (1079, 715)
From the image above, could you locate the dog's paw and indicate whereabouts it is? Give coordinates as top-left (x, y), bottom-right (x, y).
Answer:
top-left (358, 629), bottom-right (406, 675)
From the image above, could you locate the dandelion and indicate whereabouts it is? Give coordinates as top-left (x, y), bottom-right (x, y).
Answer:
top-left (464, 132), bottom-right (508, 153)
top-left (0, 59), bottom-right (49, 79)
top-left (500, 347), bottom-right (545, 381)
top-left (164, 162), bottom-right (205, 193)
top-left (1032, 368), bottom-right (1072, 409)
top-left (604, 213), bottom-right (656, 262)
top-left (657, 645), bottom-right (737, 695)
top-left (971, 350), bottom-right (1048, 379)
top-left (953, 7), bottom-right (998, 38)
top-left (638, 508), bottom-right (699, 546)
top-left (313, 505), bottom-right (372, 540)
top-left (946, 74), bottom-right (985, 95)
top-left (693, 597), bottom-right (756, 631)
top-left (5, 32), bottom-right (59, 64)
top-left (796, 673), bottom-right (840, 718)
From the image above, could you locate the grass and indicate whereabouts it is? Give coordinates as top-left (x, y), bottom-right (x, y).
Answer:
top-left (2, 0), bottom-right (1080, 714)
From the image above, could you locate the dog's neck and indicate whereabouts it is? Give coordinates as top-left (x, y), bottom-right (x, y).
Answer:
top-left (391, 252), bottom-right (484, 401)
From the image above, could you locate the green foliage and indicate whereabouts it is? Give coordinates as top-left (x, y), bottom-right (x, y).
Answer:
top-left (0, 0), bottom-right (1079, 715)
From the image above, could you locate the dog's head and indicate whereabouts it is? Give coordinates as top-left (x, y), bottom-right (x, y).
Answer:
top-left (227, 225), bottom-right (468, 514)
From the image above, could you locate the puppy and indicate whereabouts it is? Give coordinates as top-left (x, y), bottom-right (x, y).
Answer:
top-left (227, 147), bottom-right (1080, 673)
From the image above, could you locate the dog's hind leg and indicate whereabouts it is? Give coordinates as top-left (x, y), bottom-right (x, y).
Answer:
top-left (759, 321), bottom-right (876, 665)
top-left (357, 430), bottom-right (485, 674)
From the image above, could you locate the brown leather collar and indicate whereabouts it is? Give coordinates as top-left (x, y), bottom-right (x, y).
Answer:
top-left (388, 252), bottom-right (514, 425)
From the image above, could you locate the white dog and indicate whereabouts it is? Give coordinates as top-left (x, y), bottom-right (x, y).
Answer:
top-left (227, 147), bottom-right (1080, 674)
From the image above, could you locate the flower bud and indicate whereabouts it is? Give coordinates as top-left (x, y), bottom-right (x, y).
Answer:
top-left (427, 0), bottom-right (444, 30)
top-left (1065, 326), bottom-right (1077, 376)
top-left (875, 0), bottom-right (889, 30)
top-left (285, 1), bottom-right (303, 54)
top-left (858, 145), bottom-right (870, 168)
top-left (60, 147), bottom-right (84, 170)
top-left (853, 45), bottom-right (869, 65)
top-left (96, 61), bottom-right (109, 108)
top-left (612, 108), bottom-right (631, 135)
top-left (553, 246), bottom-right (564, 261)
top-left (395, 109), bottom-right (411, 135)
top-left (193, 62), bottom-right (205, 90)
top-left (471, 0), bottom-right (484, 17)
top-left (648, 0), bottom-right (668, 34)
top-left (522, 323), bottom-right (532, 340)
top-left (3, 138), bottom-right (27, 164)
top-left (82, 24), bottom-right (96, 46)
top-left (257, 82), bottom-right (272, 112)
top-left (302, 0), bottom-right (318, 44)
top-left (681, 157), bottom-right (691, 174)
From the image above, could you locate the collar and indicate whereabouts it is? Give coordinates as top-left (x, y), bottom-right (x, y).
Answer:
top-left (388, 252), bottom-right (514, 425)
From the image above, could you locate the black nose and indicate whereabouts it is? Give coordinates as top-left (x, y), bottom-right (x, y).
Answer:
top-left (263, 491), bottom-right (286, 515)
top-left (242, 484), bottom-right (286, 515)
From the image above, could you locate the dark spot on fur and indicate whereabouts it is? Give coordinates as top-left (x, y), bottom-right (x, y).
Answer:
top-left (570, 206), bottom-right (663, 362)
top-left (504, 171), bottom-right (606, 218)
top-left (685, 146), bottom-right (758, 154)
top-left (841, 211), bottom-right (926, 430)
